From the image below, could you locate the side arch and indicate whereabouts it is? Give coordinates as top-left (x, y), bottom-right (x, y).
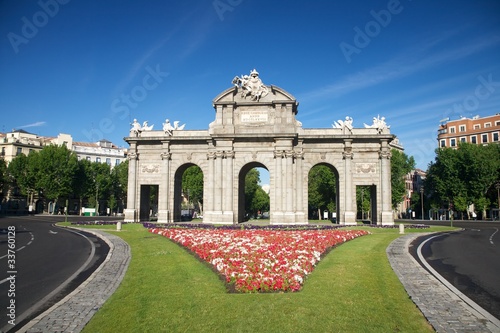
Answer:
top-left (306, 162), bottom-right (340, 222)
top-left (172, 162), bottom-right (204, 222)
top-left (237, 161), bottom-right (270, 223)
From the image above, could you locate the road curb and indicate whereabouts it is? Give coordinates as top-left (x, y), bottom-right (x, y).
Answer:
top-left (16, 228), bottom-right (131, 333)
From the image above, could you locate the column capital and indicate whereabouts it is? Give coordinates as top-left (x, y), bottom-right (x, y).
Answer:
top-left (160, 152), bottom-right (171, 160)
top-left (207, 151), bottom-right (216, 160)
top-left (379, 150), bottom-right (392, 159)
top-left (342, 148), bottom-right (353, 160)
top-left (127, 152), bottom-right (138, 160)
top-left (274, 150), bottom-right (284, 158)
top-left (224, 150), bottom-right (235, 159)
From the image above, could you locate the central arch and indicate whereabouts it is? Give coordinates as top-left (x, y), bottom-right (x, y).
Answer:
top-left (238, 162), bottom-right (269, 223)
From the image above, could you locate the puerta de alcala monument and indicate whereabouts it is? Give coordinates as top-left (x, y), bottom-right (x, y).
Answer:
top-left (124, 69), bottom-right (395, 225)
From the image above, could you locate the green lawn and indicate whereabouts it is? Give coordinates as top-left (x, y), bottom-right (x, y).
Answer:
top-left (62, 223), bottom-right (455, 333)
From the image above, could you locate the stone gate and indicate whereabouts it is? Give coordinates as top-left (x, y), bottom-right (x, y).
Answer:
top-left (124, 70), bottom-right (395, 225)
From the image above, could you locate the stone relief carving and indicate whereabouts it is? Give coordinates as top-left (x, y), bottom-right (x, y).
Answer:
top-left (355, 163), bottom-right (376, 174)
top-left (232, 69), bottom-right (269, 101)
top-left (141, 164), bottom-right (159, 173)
top-left (364, 115), bottom-right (390, 133)
top-left (163, 119), bottom-right (185, 136)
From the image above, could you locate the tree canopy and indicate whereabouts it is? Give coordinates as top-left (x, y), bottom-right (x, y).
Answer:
top-left (426, 143), bottom-right (500, 215)
top-left (391, 149), bottom-right (416, 209)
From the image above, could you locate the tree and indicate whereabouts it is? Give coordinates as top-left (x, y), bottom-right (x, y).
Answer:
top-left (111, 159), bottom-right (128, 213)
top-left (7, 153), bottom-right (38, 202)
top-left (245, 168), bottom-right (261, 218)
top-left (35, 145), bottom-right (79, 213)
top-left (308, 165), bottom-right (336, 219)
top-left (391, 149), bottom-right (415, 209)
top-left (426, 143), bottom-right (500, 218)
top-left (251, 186), bottom-right (269, 216)
top-left (182, 165), bottom-right (203, 213)
top-left (0, 158), bottom-right (7, 197)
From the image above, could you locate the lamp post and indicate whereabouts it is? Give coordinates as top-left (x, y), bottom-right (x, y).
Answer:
top-left (420, 186), bottom-right (424, 220)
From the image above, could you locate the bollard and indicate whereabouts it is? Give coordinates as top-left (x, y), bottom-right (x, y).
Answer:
top-left (117, 221), bottom-right (122, 231)
top-left (399, 223), bottom-right (404, 234)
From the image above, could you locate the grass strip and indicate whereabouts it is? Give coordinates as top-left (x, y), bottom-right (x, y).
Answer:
top-left (63, 223), bottom-right (454, 332)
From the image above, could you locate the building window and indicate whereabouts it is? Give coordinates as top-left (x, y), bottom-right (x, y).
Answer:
top-left (86, 156), bottom-right (91, 161)
top-left (106, 158), bottom-right (111, 165)
top-left (16, 147), bottom-right (22, 155)
top-left (474, 124), bottom-right (481, 130)
top-left (450, 138), bottom-right (456, 147)
top-left (471, 136), bottom-right (477, 144)
top-left (1, 147), bottom-right (5, 156)
top-left (482, 134), bottom-right (488, 143)
top-left (496, 121), bottom-right (500, 126)
top-left (96, 157), bottom-right (101, 163)
top-left (485, 122), bottom-right (491, 128)
top-left (115, 159), bottom-right (120, 166)
top-left (449, 126), bottom-right (456, 134)
top-left (459, 125), bottom-right (466, 132)
top-left (494, 132), bottom-right (499, 142)
top-left (440, 139), bottom-right (446, 148)
top-left (460, 137), bottom-right (466, 143)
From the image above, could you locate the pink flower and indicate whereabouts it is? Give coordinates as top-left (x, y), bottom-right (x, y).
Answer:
top-left (149, 227), bottom-right (368, 293)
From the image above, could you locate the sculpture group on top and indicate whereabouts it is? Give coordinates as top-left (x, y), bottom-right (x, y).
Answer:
top-left (232, 69), bottom-right (269, 101)
top-left (332, 115), bottom-right (390, 134)
top-left (332, 116), bottom-right (353, 133)
top-left (162, 119), bottom-right (185, 136)
top-left (130, 118), bottom-right (186, 137)
top-left (130, 119), bottom-right (154, 136)
top-left (364, 115), bottom-right (390, 133)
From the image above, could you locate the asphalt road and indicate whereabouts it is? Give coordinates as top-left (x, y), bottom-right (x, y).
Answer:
top-left (0, 215), bottom-right (111, 332)
top-left (409, 220), bottom-right (500, 320)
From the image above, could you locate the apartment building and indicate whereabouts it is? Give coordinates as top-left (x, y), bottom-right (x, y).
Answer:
top-left (437, 113), bottom-right (500, 148)
top-left (0, 130), bottom-right (127, 166)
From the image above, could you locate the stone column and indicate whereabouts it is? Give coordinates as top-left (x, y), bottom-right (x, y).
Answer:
top-left (214, 151), bottom-right (224, 214)
top-left (124, 149), bottom-right (138, 222)
top-left (294, 150), bottom-right (305, 223)
top-left (223, 150), bottom-right (234, 223)
top-left (284, 150), bottom-right (295, 222)
top-left (273, 150), bottom-right (283, 222)
top-left (205, 151), bottom-right (215, 221)
top-left (342, 140), bottom-right (356, 224)
top-left (380, 140), bottom-right (394, 225)
top-left (157, 151), bottom-right (171, 223)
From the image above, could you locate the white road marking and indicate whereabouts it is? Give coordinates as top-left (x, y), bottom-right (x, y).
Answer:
top-left (490, 228), bottom-right (498, 245)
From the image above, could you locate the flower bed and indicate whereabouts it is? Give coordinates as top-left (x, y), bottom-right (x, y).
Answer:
top-left (149, 227), bottom-right (369, 293)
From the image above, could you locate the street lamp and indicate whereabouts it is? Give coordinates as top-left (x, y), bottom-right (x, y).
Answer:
top-left (420, 186), bottom-right (424, 220)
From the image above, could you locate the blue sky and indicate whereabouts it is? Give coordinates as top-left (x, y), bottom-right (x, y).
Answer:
top-left (1, 0), bottom-right (500, 172)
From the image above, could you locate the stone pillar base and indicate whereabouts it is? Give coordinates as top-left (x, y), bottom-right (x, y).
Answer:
top-left (203, 211), bottom-right (233, 224)
top-left (342, 211), bottom-right (357, 225)
top-left (157, 210), bottom-right (170, 223)
top-left (124, 208), bottom-right (137, 223)
top-left (380, 211), bottom-right (394, 225)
